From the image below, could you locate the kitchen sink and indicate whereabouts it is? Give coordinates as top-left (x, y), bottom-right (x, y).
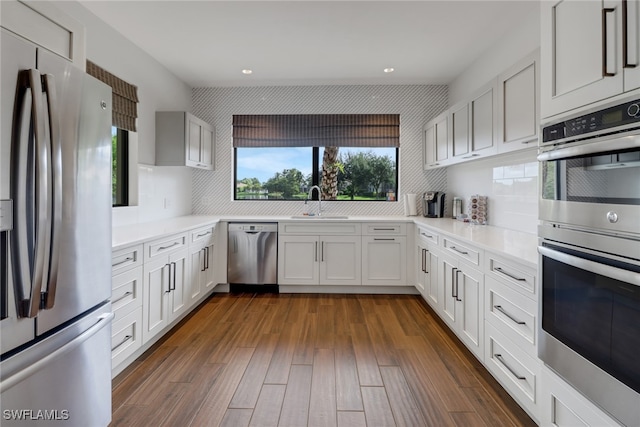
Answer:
top-left (290, 215), bottom-right (349, 219)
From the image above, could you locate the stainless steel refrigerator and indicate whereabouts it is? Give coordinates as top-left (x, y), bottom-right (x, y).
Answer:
top-left (1, 29), bottom-right (113, 426)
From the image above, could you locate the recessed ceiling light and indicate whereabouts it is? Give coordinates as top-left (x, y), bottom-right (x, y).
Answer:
top-left (383, 68), bottom-right (395, 73)
top-left (242, 69), bottom-right (253, 75)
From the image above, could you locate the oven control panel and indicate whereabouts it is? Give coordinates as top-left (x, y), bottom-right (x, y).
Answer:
top-left (543, 99), bottom-right (640, 143)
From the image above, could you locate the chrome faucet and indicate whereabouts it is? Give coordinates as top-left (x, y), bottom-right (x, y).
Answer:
top-left (307, 185), bottom-right (322, 216)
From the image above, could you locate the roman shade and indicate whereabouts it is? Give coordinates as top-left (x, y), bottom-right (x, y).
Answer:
top-left (86, 60), bottom-right (139, 132)
top-left (232, 114), bottom-right (400, 148)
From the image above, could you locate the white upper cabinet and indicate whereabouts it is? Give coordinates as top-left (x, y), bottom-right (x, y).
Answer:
top-left (1, 0), bottom-right (86, 69)
top-left (156, 111), bottom-right (215, 170)
top-left (498, 50), bottom-right (540, 153)
top-left (469, 80), bottom-right (498, 157)
top-left (423, 111), bottom-right (450, 169)
top-left (541, 0), bottom-right (640, 118)
top-left (625, 0), bottom-right (640, 91)
top-left (450, 101), bottom-right (470, 160)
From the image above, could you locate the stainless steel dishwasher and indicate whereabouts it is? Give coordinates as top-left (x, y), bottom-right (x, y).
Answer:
top-left (227, 223), bottom-right (278, 289)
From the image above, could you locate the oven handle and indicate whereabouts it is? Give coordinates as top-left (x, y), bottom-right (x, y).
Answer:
top-left (537, 133), bottom-right (640, 162)
top-left (538, 246), bottom-right (640, 287)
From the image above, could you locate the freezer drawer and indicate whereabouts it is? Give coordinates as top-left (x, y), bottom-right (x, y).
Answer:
top-left (1, 303), bottom-right (113, 426)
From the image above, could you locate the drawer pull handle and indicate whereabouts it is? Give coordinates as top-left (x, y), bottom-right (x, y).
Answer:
top-left (112, 335), bottom-right (133, 352)
top-left (374, 238), bottom-right (395, 241)
top-left (493, 305), bottom-right (526, 325)
top-left (196, 231), bottom-right (211, 238)
top-left (420, 233), bottom-right (434, 238)
top-left (494, 354), bottom-right (526, 380)
top-left (113, 291), bottom-right (133, 304)
top-left (373, 228), bottom-right (395, 231)
top-left (495, 267), bottom-right (526, 282)
top-left (158, 242), bottom-right (180, 251)
top-left (112, 256), bottom-right (134, 267)
top-left (450, 246), bottom-right (469, 255)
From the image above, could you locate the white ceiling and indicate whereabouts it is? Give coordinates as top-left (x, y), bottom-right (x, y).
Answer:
top-left (80, 0), bottom-right (539, 88)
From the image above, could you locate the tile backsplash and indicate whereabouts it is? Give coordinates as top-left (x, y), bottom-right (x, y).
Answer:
top-left (447, 149), bottom-right (539, 234)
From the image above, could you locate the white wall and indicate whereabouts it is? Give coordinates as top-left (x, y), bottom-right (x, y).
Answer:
top-left (53, 1), bottom-right (194, 226)
top-left (191, 85), bottom-right (448, 217)
top-left (448, 2), bottom-right (541, 105)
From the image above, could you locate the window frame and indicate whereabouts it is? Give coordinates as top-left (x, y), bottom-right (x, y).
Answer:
top-left (112, 127), bottom-right (129, 207)
top-left (233, 146), bottom-right (399, 202)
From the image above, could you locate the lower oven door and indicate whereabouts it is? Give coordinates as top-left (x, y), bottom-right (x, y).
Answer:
top-left (538, 240), bottom-right (640, 427)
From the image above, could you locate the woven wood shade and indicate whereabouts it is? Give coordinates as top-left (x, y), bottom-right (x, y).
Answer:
top-left (86, 61), bottom-right (138, 132)
top-left (232, 114), bottom-right (400, 147)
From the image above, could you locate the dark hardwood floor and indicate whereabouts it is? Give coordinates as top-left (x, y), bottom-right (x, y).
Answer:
top-left (111, 293), bottom-right (536, 427)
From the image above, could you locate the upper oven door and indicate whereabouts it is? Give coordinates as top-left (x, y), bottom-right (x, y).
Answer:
top-left (539, 137), bottom-right (640, 235)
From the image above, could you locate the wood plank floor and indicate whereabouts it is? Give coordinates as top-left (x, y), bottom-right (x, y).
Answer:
top-left (111, 293), bottom-right (536, 427)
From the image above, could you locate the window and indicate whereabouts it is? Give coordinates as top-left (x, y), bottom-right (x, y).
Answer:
top-left (112, 127), bottom-right (129, 206)
top-left (86, 60), bottom-right (138, 207)
top-left (233, 115), bottom-right (399, 201)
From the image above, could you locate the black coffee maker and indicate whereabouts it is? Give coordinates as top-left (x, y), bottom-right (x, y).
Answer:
top-left (422, 191), bottom-right (445, 218)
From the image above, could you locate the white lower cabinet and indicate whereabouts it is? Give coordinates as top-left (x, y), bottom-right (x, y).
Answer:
top-left (362, 235), bottom-right (406, 286)
top-left (188, 225), bottom-right (216, 306)
top-left (540, 365), bottom-right (622, 427)
top-left (438, 250), bottom-right (484, 361)
top-left (142, 245), bottom-right (189, 344)
top-left (278, 234), bottom-right (361, 285)
top-left (111, 245), bottom-right (143, 371)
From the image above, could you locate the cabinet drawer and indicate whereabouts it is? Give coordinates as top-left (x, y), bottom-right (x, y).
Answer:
top-left (111, 309), bottom-right (143, 369)
top-left (112, 266), bottom-right (143, 320)
top-left (443, 237), bottom-right (481, 266)
top-left (362, 223), bottom-right (406, 235)
top-left (279, 222), bottom-right (361, 235)
top-left (486, 277), bottom-right (536, 355)
top-left (112, 244), bottom-right (143, 275)
top-left (190, 224), bottom-right (215, 245)
top-left (144, 233), bottom-right (187, 262)
top-left (486, 252), bottom-right (536, 297)
top-left (485, 323), bottom-right (540, 420)
top-left (416, 226), bottom-right (439, 245)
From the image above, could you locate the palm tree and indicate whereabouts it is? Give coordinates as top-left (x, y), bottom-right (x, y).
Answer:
top-left (321, 146), bottom-right (341, 200)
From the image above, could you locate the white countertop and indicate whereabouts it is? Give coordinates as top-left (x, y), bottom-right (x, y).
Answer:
top-left (113, 215), bottom-right (538, 267)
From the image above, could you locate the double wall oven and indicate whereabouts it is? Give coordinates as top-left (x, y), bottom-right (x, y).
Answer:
top-left (538, 96), bottom-right (640, 427)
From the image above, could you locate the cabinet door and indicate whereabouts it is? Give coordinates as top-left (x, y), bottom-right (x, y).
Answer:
top-left (278, 236), bottom-right (319, 285)
top-left (362, 236), bottom-right (406, 286)
top-left (426, 248), bottom-right (440, 309)
top-left (625, 0), bottom-right (640, 90)
top-left (451, 102), bottom-right (470, 159)
top-left (439, 253), bottom-right (458, 328)
top-left (188, 244), bottom-right (205, 306)
top-left (415, 242), bottom-right (428, 295)
top-left (203, 243), bottom-right (216, 291)
top-left (201, 125), bottom-right (215, 169)
top-left (435, 115), bottom-right (449, 163)
top-left (541, 0), bottom-right (623, 117)
top-left (498, 50), bottom-right (539, 152)
top-left (142, 257), bottom-right (170, 343)
top-left (320, 236), bottom-right (361, 285)
top-left (456, 265), bottom-right (484, 360)
top-left (470, 82), bottom-right (497, 156)
top-left (187, 117), bottom-right (202, 166)
top-left (168, 248), bottom-right (189, 322)
top-left (423, 125), bottom-right (436, 169)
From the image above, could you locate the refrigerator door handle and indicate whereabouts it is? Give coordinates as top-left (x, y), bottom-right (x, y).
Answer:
top-left (11, 69), bottom-right (49, 318)
top-left (0, 312), bottom-right (114, 392)
top-left (41, 74), bottom-right (61, 310)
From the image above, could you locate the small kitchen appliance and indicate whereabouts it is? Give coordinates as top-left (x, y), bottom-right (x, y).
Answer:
top-left (422, 191), bottom-right (445, 218)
